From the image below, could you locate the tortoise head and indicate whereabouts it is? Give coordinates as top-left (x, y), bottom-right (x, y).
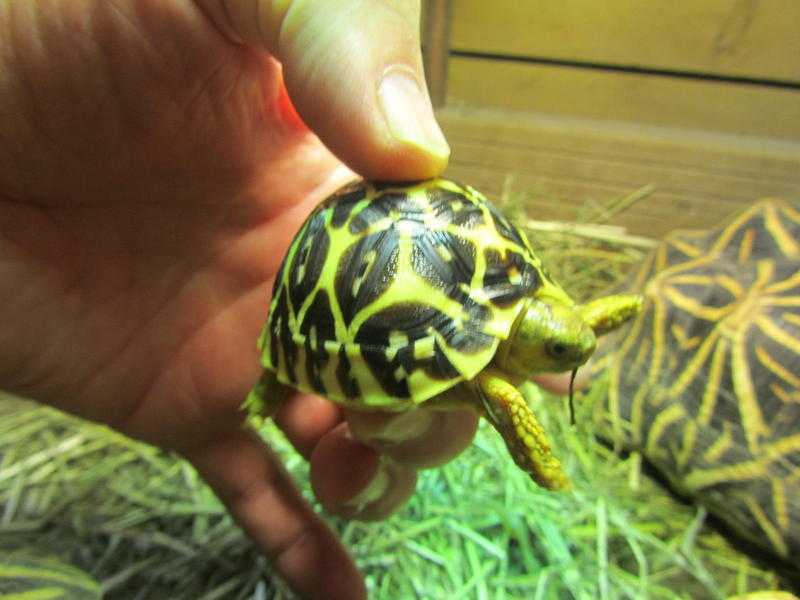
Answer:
top-left (495, 292), bottom-right (642, 380)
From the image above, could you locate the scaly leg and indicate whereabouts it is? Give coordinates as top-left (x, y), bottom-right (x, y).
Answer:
top-left (578, 294), bottom-right (642, 336)
top-left (242, 370), bottom-right (292, 426)
top-left (476, 368), bottom-right (571, 490)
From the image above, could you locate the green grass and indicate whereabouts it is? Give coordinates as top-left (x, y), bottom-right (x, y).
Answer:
top-left (0, 387), bottom-right (787, 599)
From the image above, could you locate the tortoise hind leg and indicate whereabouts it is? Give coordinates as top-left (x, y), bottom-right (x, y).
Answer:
top-left (476, 368), bottom-right (571, 490)
top-left (243, 371), bottom-right (292, 426)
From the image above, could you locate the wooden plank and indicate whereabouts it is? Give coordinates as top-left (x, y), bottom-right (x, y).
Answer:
top-left (421, 0), bottom-right (452, 107)
top-left (447, 56), bottom-right (800, 140)
top-left (436, 106), bottom-right (800, 239)
top-left (449, 0), bottom-right (800, 83)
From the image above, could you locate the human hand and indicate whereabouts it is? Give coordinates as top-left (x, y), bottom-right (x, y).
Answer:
top-left (0, 1), bottom-right (454, 598)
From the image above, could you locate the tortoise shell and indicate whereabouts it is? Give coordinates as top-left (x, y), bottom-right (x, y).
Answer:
top-left (260, 178), bottom-right (560, 408)
top-left (591, 199), bottom-right (800, 560)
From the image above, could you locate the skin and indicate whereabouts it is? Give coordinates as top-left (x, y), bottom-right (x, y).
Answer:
top-left (476, 368), bottom-right (571, 490)
top-left (0, 2), bottom-right (586, 598)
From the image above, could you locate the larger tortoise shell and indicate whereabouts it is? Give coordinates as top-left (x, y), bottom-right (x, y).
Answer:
top-left (260, 178), bottom-right (558, 408)
top-left (592, 199), bottom-right (800, 560)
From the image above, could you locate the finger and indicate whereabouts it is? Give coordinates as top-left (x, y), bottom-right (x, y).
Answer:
top-left (533, 359), bottom-right (593, 395)
top-left (196, 0), bottom-right (450, 180)
top-left (346, 406), bottom-right (479, 469)
top-left (310, 422), bottom-right (417, 521)
top-left (184, 428), bottom-right (365, 600)
top-left (273, 392), bottom-right (344, 459)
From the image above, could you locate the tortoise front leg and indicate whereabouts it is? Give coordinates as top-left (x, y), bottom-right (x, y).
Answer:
top-left (476, 368), bottom-right (571, 490)
top-left (578, 294), bottom-right (642, 336)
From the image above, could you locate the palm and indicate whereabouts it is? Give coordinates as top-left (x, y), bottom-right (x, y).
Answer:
top-left (0, 2), bottom-right (345, 449)
top-left (6, 165), bottom-right (341, 448)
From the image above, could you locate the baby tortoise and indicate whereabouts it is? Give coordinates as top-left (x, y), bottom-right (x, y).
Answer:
top-left (247, 178), bottom-right (641, 489)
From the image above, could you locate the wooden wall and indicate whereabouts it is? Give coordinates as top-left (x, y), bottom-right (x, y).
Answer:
top-left (426, 1), bottom-right (800, 238)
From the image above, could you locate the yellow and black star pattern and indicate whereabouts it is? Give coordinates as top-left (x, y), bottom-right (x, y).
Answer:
top-left (259, 178), bottom-right (564, 409)
top-left (595, 199), bottom-right (800, 560)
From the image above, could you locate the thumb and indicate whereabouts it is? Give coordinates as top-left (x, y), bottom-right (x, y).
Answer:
top-left (197, 0), bottom-right (450, 180)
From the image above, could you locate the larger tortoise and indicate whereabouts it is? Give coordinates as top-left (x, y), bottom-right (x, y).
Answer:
top-left (591, 198), bottom-right (800, 560)
top-left (248, 178), bottom-right (641, 489)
